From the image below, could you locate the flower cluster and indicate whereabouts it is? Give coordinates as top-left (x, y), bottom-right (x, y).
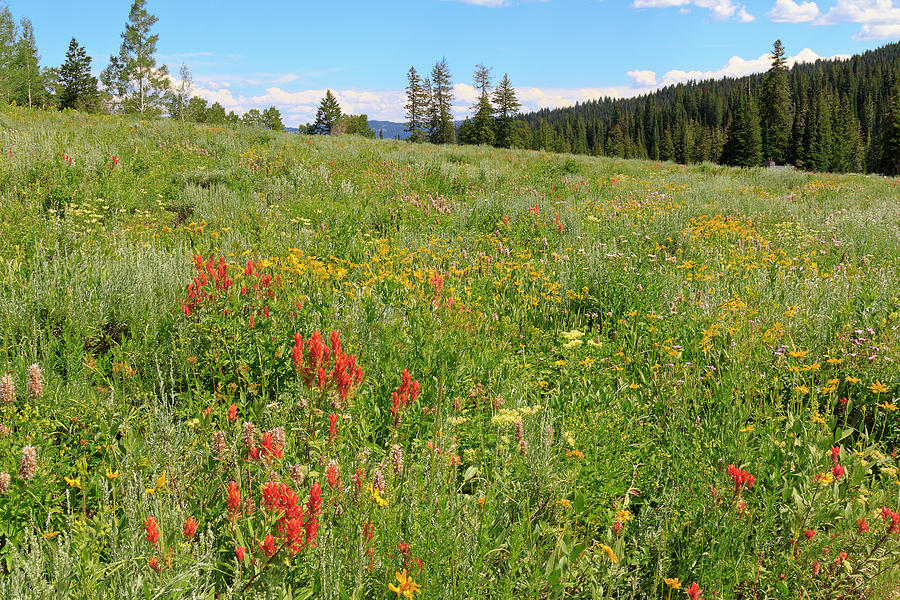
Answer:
top-left (291, 330), bottom-right (363, 401)
top-left (391, 369), bottom-right (420, 425)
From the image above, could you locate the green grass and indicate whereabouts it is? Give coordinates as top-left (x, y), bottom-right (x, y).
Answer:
top-left (0, 104), bottom-right (898, 599)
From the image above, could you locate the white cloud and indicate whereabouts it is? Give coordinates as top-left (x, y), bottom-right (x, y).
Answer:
top-left (633, 0), bottom-right (754, 21)
top-left (657, 47), bottom-right (850, 85)
top-left (816, 0), bottom-right (900, 40)
top-left (627, 69), bottom-right (659, 86)
top-left (768, 0), bottom-right (820, 22)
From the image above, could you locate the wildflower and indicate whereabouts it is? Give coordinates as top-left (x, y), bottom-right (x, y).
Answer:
top-left (870, 381), bottom-right (889, 394)
top-left (0, 373), bottom-right (14, 404)
top-left (259, 534), bottom-right (278, 557)
top-left (326, 460), bottom-right (341, 489)
top-left (599, 543), bottom-right (618, 563)
top-left (812, 413), bottom-right (826, 425)
top-left (830, 446), bottom-right (840, 463)
top-left (388, 569), bottom-right (422, 598)
top-left (212, 431), bottom-right (226, 458)
top-left (795, 385), bottom-right (809, 395)
top-left (0, 472), bottom-right (10, 494)
top-left (290, 464), bottom-right (306, 488)
top-left (391, 444), bottom-right (404, 475)
top-left (727, 464), bottom-right (755, 493)
top-left (235, 545), bottom-right (246, 561)
top-left (228, 404), bottom-right (237, 421)
top-left (241, 422), bottom-right (256, 449)
top-left (739, 424), bottom-right (755, 433)
top-left (665, 578), bottom-right (681, 590)
top-left (805, 529), bottom-right (815, 540)
top-left (616, 510), bottom-right (632, 523)
top-left (858, 518), bottom-right (869, 533)
top-left (373, 469), bottom-right (386, 494)
top-left (27, 364), bottom-right (43, 398)
top-left (184, 517), bottom-right (198, 540)
top-left (557, 499), bottom-right (572, 510)
top-left (846, 376), bottom-right (860, 384)
top-left (370, 484), bottom-right (389, 508)
top-left (789, 350), bottom-right (809, 358)
top-left (611, 520), bottom-right (623, 534)
top-left (227, 481), bottom-right (241, 518)
top-left (685, 582), bottom-right (703, 600)
top-left (64, 476), bottom-right (81, 489)
top-left (18, 445), bottom-right (36, 480)
top-left (148, 557), bottom-right (160, 572)
top-left (0, 422), bottom-right (9, 437)
top-left (832, 463), bottom-right (846, 479)
top-left (307, 482), bottom-right (323, 516)
top-left (566, 449), bottom-right (584, 460)
top-left (363, 522), bottom-right (374, 542)
top-left (258, 431), bottom-right (283, 459)
top-left (329, 412), bottom-right (338, 442)
top-left (878, 402), bottom-right (898, 412)
top-left (145, 516), bottom-right (160, 545)
top-left (398, 541), bottom-right (409, 555)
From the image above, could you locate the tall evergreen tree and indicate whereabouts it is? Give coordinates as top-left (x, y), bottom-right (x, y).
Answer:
top-left (492, 73), bottom-right (521, 148)
top-left (101, 0), bottom-right (170, 115)
top-left (58, 38), bottom-right (100, 111)
top-left (310, 90), bottom-right (342, 134)
top-left (11, 18), bottom-right (44, 107)
top-left (880, 83), bottom-right (900, 176)
top-left (404, 67), bottom-right (427, 143)
top-left (469, 64), bottom-right (495, 146)
top-left (760, 40), bottom-right (792, 163)
top-left (429, 58), bottom-right (455, 144)
top-left (720, 95), bottom-right (762, 167)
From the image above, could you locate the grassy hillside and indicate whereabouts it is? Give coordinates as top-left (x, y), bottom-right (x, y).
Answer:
top-left (0, 104), bottom-right (898, 599)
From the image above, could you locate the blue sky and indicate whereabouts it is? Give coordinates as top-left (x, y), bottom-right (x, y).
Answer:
top-left (6, 0), bottom-right (899, 124)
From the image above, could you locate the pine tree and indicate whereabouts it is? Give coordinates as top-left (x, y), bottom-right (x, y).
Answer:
top-left (429, 58), bottom-right (455, 144)
top-left (311, 90), bottom-right (342, 134)
top-left (468, 64), bottom-right (495, 146)
top-left (493, 73), bottom-right (521, 148)
top-left (720, 95), bottom-right (761, 167)
top-left (404, 67), bottom-right (427, 143)
top-left (760, 40), bottom-right (793, 164)
top-left (880, 83), bottom-right (900, 176)
top-left (58, 38), bottom-right (100, 111)
top-left (11, 18), bottom-right (44, 108)
top-left (804, 94), bottom-right (833, 172)
top-left (832, 96), bottom-right (862, 173)
top-left (101, 0), bottom-right (170, 115)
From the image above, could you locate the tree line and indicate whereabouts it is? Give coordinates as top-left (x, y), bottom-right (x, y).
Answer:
top-left (403, 59), bottom-right (527, 148)
top-left (513, 40), bottom-right (900, 175)
top-left (0, 0), bottom-right (289, 130)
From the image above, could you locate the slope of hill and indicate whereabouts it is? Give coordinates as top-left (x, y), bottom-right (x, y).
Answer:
top-left (516, 41), bottom-right (900, 174)
top-left (0, 105), bottom-right (898, 597)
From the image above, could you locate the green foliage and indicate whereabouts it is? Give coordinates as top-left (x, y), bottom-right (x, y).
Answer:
top-left (404, 66), bottom-right (428, 143)
top-left (721, 94), bottom-right (762, 167)
top-left (760, 39), bottom-right (793, 164)
top-left (58, 38), bottom-right (100, 112)
top-left (428, 58), bottom-right (455, 144)
top-left (100, 0), bottom-right (170, 115)
top-left (310, 89), bottom-right (341, 135)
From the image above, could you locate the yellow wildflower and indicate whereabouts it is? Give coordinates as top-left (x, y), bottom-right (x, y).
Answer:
top-left (557, 499), bottom-right (572, 510)
top-left (812, 412), bottom-right (826, 425)
top-left (739, 424), bottom-right (755, 433)
top-left (795, 385), bottom-right (809, 395)
top-left (599, 543), bottom-right (618, 563)
top-left (64, 476), bottom-right (81, 489)
top-left (789, 350), bottom-right (809, 359)
top-left (616, 510), bottom-right (633, 523)
top-left (827, 358), bottom-right (843, 364)
top-left (665, 578), bottom-right (681, 590)
top-left (388, 569), bottom-right (422, 598)
top-left (370, 485), bottom-right (389, 508)
top-left (846, 376), bottom-right (860, 384)
top-left (878, 402), bottom-right (898, 412)
top-left (106, 469), bottom-right (121, 480)
top-left (565, 449), bottom-right (585, 460)
top-left (870, 381), bottom-right (889, 394)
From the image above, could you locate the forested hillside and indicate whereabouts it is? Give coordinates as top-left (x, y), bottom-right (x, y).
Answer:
top-left (517, 41), bottom-right (900, 174)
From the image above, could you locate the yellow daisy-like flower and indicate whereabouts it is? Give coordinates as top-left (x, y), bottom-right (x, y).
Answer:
top-left (629, 383), bottom-right (641, 390)
top-left (789, 350), bottom-right (809, 359)
top-left (795, 385), bottom-right (809, 395)
top-left (557, 499), bottom-right (572, 510)
top-left (388, 569), bottom-right (422, 598)
top-left (812, 412), bottom-right (826, 425)
top-left (846, 376), bottom-right (860, 384)
top-left (370, 485), bottom-right (389, 508)
top-left (870, 381), bottom-right (889, 394)
top-left (665, 578), bottom-right (681, 590)
top-left (739, 424), bottom-right (755, 433)
top-left (826, 358), bottom-right (843, 364)
top-left (616, 510), bottom-right (633, 523)
top-left (599, 543), bottom-right (618, 564)
top-left (106, 469), bottom-right (121, 480)
top-left (878, 402), bottom-right (898, 412)
top-left (64, 476), bottom-right (81, 489)
top-left (565, 449), bottom-right (585, 460)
